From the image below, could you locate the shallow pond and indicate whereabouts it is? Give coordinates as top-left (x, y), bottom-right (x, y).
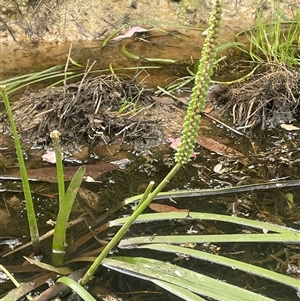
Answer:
top-left (0, 29), bottom-right (300, 301)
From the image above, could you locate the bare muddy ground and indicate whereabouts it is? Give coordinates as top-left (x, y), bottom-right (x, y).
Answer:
top-left (0, 0), bottom-right (298, 42)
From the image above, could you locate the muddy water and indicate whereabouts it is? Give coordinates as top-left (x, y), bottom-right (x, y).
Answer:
top-left (1, 26), bottom-right (245, 88)
top-left (1, 33), bottom-right (300, 301)
top-left (0, 29), bottom-right (207, 82)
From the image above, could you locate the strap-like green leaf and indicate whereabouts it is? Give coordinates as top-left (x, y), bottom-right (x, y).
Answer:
top-left (103, 256), bottom-right (276, 301)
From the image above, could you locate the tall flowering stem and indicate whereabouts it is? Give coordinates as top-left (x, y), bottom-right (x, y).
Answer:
top-left (175, 0), bottom-right (223, 165)
top-left (80, 0), bottom-right (223, 285)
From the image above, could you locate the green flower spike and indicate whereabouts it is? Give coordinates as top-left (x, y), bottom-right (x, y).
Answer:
top-left (175, 0), bottom-right (223, 165)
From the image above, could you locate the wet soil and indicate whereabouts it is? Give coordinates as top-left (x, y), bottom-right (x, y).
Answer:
top-left (0, 0), bottom-right (298, 42)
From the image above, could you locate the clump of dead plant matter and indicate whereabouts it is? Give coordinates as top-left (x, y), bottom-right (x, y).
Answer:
top-left (2, 74), bottom-right (155, 148)
top-left (220, 66), bottom-right (300, 131)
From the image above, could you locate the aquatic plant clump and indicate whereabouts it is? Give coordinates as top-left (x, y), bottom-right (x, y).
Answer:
top-left (175, 0), bottom-right (222, 165)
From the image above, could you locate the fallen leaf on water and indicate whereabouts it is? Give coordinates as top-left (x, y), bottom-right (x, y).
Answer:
top-left (280, 124), bottom-right (300, 131)
top-left (112, 26), bottom-right (148, 41)
top-left (42, 150), bottom-right (60, 164)
top-left (166, 137), bottom-right (196, 158)
top-left (213, 162), bottom-right (223, 173)
top-left (110, 158), bottom-right (131, 169)
top-left (196, 135), bottom-right (249, 166)
top-left (149, 203), bottom-right (189, 213)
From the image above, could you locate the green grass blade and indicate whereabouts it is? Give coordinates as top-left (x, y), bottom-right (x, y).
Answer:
top-left (80, 164), bottom-right (182, 286)
top-left (102, 23), bottom-right (127, 47)
top-left (139, 244), bottom-right (299, 289)
top-left (47, 66), bottom-right (162, 88)
top-left (0, 65), bottom-right (62, 85)
top-left (119, 233), bottom-right (299, 247)
top-left (153, 280), bottom-right (207, 301)
top-left (3, 72), bottom-right (76, 96)
top-left (23, 256), bottom-right (72, 275)
top-left (103, 257), bottom-right (276, 301)
top-left (0, 66), bottom-right (70, 95)
top-left (110, 212), bottom-right (298, 234)
top-left (56, 276), bottom-right (96, 301)
top-left (216, 41), bottom-right (245, 52)
top-left (67, 56), bottom-right (84, 68)
top-left (0, 86), bottom-right (40, 254)
top-left (235, 11), bottom-right (300, 67)
top-left (52, 166), bottom-right (86, 266)
top-left (0, 264), bottom-right (35, 301)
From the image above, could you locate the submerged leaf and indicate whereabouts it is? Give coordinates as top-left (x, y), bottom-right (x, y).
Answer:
top-left (4, 163), bottom-right (119, 183)
top-left (103, 257), bottom-right (276, 301)
top-left (167, 137), bottom-right (196, 158)
top-left (196, 135), bottom-right (249, 165)
top-left (285, 192), bottom-right (294, 210)
top-left (149, 203), bottom-right (189, 213)
top-left (24, 256), bottom-right (72, 275)
top-left (77, 187), bottom-right (101, 210)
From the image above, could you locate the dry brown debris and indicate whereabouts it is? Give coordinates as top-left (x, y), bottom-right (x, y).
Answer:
top-left (220, 67), bottom-right (300, 130)
top-left (4, 74), bottom-right (155, 148)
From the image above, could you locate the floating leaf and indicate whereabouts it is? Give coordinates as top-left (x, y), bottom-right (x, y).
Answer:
top-left (112, 26), bottom-right (148, 41)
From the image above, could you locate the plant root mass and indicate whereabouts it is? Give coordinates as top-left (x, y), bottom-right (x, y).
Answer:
top-left (221, 67), bottom-right (300, 130)
top-left (2, 74), bottom-right (160, 148)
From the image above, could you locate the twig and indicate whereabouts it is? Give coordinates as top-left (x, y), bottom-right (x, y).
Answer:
top-left (201, 112), bottom-right (249, 137)
top-left (2, 216), bottom-right (85, 257)
top-left (0, 17), bottom-right (17, 43)
top-left (156, 86), bottom-right (189, 106)
top-left (75, 60), bottom-right (96, 100)
top-left (63, 42), bottom-right (73, 89)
